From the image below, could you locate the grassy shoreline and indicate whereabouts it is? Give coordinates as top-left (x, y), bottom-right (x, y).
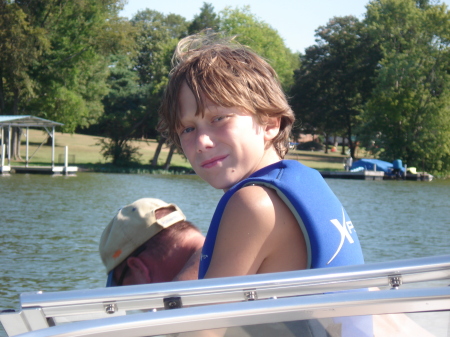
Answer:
top-left (9, 130), bottom-right (350, 173)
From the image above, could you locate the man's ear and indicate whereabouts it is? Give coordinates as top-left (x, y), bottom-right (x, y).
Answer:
top-left (127, 257), bottom-right (152, 284)
top-left (264, 117), bottom-right (281, 141)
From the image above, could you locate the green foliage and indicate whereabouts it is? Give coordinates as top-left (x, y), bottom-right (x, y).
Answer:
top-left (82, 9), bottom-right (189, 166)
top-left (99, 138), bottom-right (143, 167)
top-left (188, 2), bottom-right (220, 34)
top-left (0, 0), bottom-right (132, 133)
top-left (291, 43), bottom-right (339, 136)
top-left (0, 2), bottom-right (49, 114)
top-left (364, 0), bottom-right (450, 174)
top-left (97, 54), bottom-right (147, 166)
top-left (125, 10), bottom-right (189, 168)
top-left (132, 10), bottom-right (188, 95)
top-left (29, 51), bottom-right (111, 131)
top-left (98, 8), bottom-right (189, 166)
top-left (291, 16), bottom-right (380, 157)
top-left (219, 6), bottom-right (299, 90)
top-left (4, 0), bottom-right (449, 175)
top-left (30, 1), bottom-right (132, 132)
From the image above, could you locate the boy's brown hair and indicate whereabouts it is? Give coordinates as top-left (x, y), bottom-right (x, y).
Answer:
top-left (158, 32), bottom-right (295, 158)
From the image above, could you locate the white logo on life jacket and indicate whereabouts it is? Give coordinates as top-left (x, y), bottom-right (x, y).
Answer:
top-left (327, 207), bottom-right (355, 264)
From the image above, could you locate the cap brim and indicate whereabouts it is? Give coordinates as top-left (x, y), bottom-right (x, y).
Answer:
top-left (106, 270), bottom-right (116, 287)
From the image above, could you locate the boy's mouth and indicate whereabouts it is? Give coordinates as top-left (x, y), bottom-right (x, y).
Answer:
top-left (200, 155), bottom-right (228, 168)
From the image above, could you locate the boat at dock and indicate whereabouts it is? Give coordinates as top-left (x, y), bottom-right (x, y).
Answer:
top-left (321, 158), bottom-right (434, 181)
top-left (1, 254), bottom-right (449, 336)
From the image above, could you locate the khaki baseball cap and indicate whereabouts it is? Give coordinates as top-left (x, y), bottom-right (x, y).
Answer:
top-left (99, 198), bottom-right (186, 275)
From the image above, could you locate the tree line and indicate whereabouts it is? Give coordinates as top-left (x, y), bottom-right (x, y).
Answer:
top-left (1, 0), bottom-right (449, 175)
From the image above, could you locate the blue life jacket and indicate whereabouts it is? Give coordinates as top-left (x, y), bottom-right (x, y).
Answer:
top-left (198, 160), bottom-right (372, 336)
top-left (199, 160), bottom-right (365, 278)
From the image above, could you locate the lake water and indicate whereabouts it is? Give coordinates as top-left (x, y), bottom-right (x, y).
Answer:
top-left (0, 171), bottom-right (449, 335)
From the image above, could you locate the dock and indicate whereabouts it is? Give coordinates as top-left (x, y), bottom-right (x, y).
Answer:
top-left (8, 165), bottom-right (78, 175)
top-left (1, 116), bottom-right (78, 176)
top-left (320, 170), bottom-right (384, 180)
top-left (384, 172), bottom-right (434, 181)
top-left (320, 170), bottom-right (433, 181)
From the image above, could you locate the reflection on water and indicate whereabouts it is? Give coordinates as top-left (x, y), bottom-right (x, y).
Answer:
top-left (327, 178), bottom-right (450, 262)
top-left (0, 172), bottom-right (449, 330)
top-left (0, 173), bottom-right (222, 315)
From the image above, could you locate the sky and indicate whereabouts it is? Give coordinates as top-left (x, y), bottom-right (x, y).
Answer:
top-left (120, 0), bottom-right (449, 53)
top-left (119, 0), bottom-right (373, 53)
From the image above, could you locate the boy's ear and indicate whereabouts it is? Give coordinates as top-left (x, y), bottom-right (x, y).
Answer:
top-left (264, 117), bottom-right (281, 141)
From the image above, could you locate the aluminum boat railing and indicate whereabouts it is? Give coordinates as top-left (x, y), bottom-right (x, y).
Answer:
top-left (6, 286), bottom-right (450, 337)
top-left (1, 254), bottom-right (450, 336)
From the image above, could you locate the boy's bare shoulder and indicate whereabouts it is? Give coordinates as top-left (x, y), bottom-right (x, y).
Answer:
top-left (225, 185), bottom-right (304, 244)
top-left (204, 185), bottom-right (306, 278)
top-left (221, 185), bottom-right (282, 245)
top-left (225, 184), bottom-right (283, 223)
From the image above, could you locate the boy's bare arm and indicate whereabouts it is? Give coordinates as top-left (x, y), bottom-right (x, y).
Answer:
top-left (204, 185), bottom-right (307, 279)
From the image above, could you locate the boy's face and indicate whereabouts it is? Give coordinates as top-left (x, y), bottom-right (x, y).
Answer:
top-left (177, 82), bottom-right (280, 191)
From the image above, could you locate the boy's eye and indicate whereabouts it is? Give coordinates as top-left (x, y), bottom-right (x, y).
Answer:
top-left (213, 115), bottom-right (228, 122)
top-left (181, 126), bottom-right (195, 134)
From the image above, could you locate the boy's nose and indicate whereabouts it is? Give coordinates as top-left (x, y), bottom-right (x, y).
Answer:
top-left (196, 133), bottom-right (214, 152)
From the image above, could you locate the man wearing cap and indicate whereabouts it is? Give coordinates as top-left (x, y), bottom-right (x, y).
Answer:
top-left (99, 198), bottom-right (204, 287)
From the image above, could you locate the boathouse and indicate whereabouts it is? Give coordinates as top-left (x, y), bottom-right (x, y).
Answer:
top-left (0, 115), bottom-right (77, 174)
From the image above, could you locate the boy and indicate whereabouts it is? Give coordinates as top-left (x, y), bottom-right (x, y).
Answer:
top-left (158, 32), bottom-right (365, 281)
